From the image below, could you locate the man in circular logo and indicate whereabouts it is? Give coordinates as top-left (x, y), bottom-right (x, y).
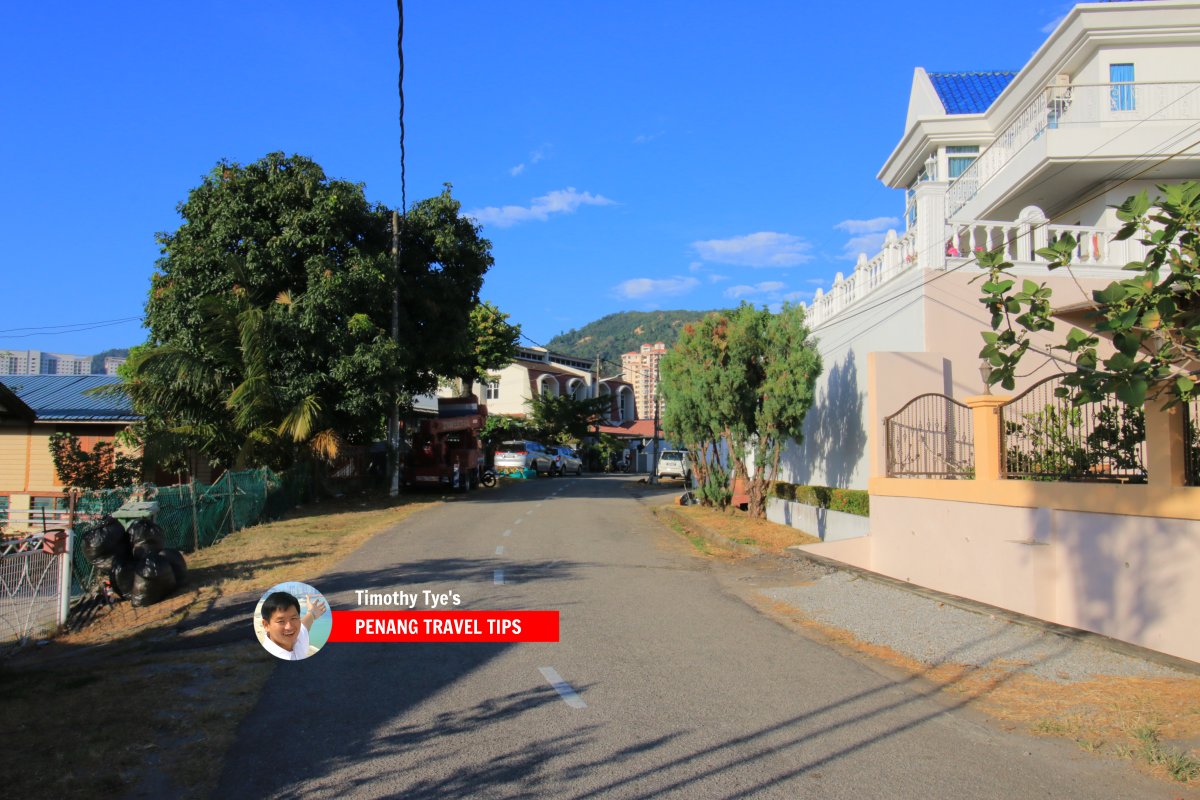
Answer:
top-left (259, 590), bottom-right (327, 660)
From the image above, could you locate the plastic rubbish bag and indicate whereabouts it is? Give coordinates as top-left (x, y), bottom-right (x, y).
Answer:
top-left (108, 555), bottom-right (136, 599)
top-left (157, 548), bottom-right (188, 587)
top-left (127, 520), bottom-right (165, 558)
top-left (82, 518), bottom-right (130, 569)
top-left (131, 553), bottom-right (177, 607)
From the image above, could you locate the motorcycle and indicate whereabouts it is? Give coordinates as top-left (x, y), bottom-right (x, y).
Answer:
top-left (480, 468), bottom-right (497, 488)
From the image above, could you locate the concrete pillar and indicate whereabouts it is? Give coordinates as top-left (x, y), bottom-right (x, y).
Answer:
top-left (1145, 401), bottom-right (1186, 488)
top-left (965, 395), bottom-right (1011, 481)
top-left (914, 180), bottom-right (949, 270)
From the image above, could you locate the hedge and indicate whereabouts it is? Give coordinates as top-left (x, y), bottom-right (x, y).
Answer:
top-left (770, 482), bottom-right (869, 517)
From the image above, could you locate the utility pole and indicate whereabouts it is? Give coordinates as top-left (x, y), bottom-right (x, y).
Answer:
top-left (388, 210), bottom-right (402, 497)
top-left (649, 372), bottom-right (661, 484)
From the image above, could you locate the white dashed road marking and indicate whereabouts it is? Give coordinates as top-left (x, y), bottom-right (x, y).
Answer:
top-left (494, 570), bottom-right (505, 585)
top-left (502, 529), bottom-right (512, 537)
top-left (495, 546), bottom-right (505, 555)
top-left (538, 667), bottom-right (587, 709)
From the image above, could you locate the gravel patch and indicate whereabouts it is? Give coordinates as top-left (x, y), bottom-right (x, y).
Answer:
top-left (762, 572), bottom-right (1189, 683)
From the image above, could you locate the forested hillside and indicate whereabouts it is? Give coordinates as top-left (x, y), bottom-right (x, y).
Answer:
top-left (545, 310), bottom-right (716, 362)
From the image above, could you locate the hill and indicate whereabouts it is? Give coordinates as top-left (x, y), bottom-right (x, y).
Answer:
top-left (90, 347), bottom-right (130, 373)
top-left (545, 310), bottom-right (717, 363)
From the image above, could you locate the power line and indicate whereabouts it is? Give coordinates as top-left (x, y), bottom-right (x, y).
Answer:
top-left (396, 0), bottom-right (407, 215)
top-left (0, 318), bottom-right (144, 341)
top-left (0, 316), bottom-right (142, 335)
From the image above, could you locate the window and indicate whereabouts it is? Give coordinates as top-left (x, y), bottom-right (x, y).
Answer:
top-left (0, 495), bottom-right (8, 526)
top-left (30, 496), bottom-right (67, 511)
top-left (485, 378), bottom-right (500, 400)
top-left (946, 145), bottom-right (979, 179)
top-left (1110, 63), bottom-right (1135, 111)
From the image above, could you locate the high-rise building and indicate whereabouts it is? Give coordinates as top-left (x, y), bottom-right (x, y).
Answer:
top-left (0, 349), bottom-right (94, 376)
top-left (621, 342), bottom-right (666, 421)
top-left (103, 356), bottom-right (127, 375)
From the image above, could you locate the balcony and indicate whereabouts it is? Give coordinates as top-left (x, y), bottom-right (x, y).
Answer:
top-left (946, 81), bottom-right (1200, 220)
top-left (804, 216), bottom-right (1148, 332)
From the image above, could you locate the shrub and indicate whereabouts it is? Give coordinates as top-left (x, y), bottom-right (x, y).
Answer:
top-left (770, 482), bottom-right (869, 517)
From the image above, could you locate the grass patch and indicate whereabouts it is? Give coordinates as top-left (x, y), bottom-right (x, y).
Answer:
top-left (0, 494), bottom-right (437, 799)
top-left (673, 504), bottom-right (819, 555)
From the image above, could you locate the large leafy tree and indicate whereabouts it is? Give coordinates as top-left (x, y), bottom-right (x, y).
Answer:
top-left (125, 153), bottom-right (492, 470)
top-left (979, 181), bottom-right (1199, 408)
top-left (525, 393), bottom-right (613, 444)
top-left (457, 301), bottom-right (521, 397)
top-left (660, 303), bottom-right (821, 517)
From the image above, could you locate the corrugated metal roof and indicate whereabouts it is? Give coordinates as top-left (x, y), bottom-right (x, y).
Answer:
top-left (0, 375), bottom-right (139, 421)
top-left (928, 71), bottom-right (1016, 114)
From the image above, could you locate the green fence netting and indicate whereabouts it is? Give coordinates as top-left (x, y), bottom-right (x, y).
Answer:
top-left (68, 467), bottom-right (316, 597)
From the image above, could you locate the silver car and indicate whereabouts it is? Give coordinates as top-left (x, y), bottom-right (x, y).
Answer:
top-left (548, 445), bottom-right (583, 476)
top-left (656, 450), bottom-right (691, 481)
top-left (494, 440), bottom-right (554, 476)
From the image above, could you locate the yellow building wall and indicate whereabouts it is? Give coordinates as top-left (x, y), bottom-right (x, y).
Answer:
top-left (0, 427), bottom-right (30, 494)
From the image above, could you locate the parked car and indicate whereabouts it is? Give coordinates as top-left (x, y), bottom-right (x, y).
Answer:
top-left (494, 440), bottom-right (555, 476)
top-left (547, 445), bottom-right (583, 476)
top-left (656, 450), bottom-right (691, 481)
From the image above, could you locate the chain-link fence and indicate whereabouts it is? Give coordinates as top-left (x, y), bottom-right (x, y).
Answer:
top-left (68, 466), bottom-right (316, 599)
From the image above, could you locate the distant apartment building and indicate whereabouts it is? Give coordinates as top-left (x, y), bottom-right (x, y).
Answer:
top-left (621, 342), bottom-right (666, 421)
top-left (103, 356), bottom-right (127, 375)
top-left (0, 349), bottom-right (92, 376)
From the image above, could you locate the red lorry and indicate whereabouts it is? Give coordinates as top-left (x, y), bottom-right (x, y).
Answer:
top-left (404, 397), bottom-right (486, 491)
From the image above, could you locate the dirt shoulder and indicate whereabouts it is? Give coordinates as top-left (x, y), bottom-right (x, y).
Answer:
top-left (0, 494), bottom-right (442, 800)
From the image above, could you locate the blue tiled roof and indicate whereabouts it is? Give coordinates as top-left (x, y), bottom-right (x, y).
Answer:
top-left (928, 71), bottom-right (1017, 114)
top-left (0, 375), bottom-right (139, 422)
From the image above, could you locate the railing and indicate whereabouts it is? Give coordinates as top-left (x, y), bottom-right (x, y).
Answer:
top-left (947, 219), bottom-right (1147, 267)
top-left (947, 81), bottom-right (1200, 218)
top-left (1000, 374), bottom-right (1146, 482)
top-left (805, 229), bottom-right (918, 329)
top-left (1186, 396), bottom-right (1200, 487)
top-left (885, 393), bottom-right (974, 478)
top-left (0, 534), bottom-right (66, 643)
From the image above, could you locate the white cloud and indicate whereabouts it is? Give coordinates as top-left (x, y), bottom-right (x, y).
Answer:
top-left (688, 261), bottom-right (704, 273)
top-left (467, 188), bottom-right (617, 228)
top-left (708, 273), bottom-right (728, 283)
top-left (1041, 15), bottom-right (1065, 34)
top-left (508, 144), bottom-right (551, 177)
top-left (613, 276), bottom-right (699, 299)
top-left (634, 131), bottom-right (665, 144)
top-left (842, 232), bottom-right (889, 258)
top-left (724, 281), bottom-right (786, 299)
top-left (834, 216), bottom-right (899, 235)
top-left (691, 232), bottom-right (812, 268)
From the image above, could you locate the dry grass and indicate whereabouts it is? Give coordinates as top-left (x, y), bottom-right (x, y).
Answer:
top-left (0, 495), bottom-right (437, 799)
top-left (753, 597), bottom-right (1200, 786)
top-left (671, 503), bottom-right (819, 555)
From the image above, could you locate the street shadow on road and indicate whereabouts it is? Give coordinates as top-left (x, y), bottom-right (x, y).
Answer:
top-left (214, 620), bottom-right (1118, 798)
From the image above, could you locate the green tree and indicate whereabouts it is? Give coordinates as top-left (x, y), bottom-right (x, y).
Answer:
top-left (525, 394), bottom-right (613, 444)
top-left (660, 303), bottom-right (821, 517)
top-left (979, 181), bottom-right (1200, 408)
top-left (124, 153), bottom-right (492, 471)
top-left (457, 301), bottom-right (520, 396)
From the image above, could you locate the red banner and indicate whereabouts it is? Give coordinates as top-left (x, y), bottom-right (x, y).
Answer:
top-left (328, 610), bottom-right (559, 643)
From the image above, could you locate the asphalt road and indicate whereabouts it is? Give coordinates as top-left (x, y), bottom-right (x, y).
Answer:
top-left (217, 475), bottom-right (1175, 799)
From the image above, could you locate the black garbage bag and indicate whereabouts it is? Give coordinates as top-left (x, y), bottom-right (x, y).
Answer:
top-left (108, 555), bottom-right (135, 599)
top-left (82, 518), bottom-right (130, 570)
top-left (130, 553), bottom-right (177, 607)
top-left (157, 548), bottom-right (188, 587)
top-left (127, 519), bottom-right (165, 558)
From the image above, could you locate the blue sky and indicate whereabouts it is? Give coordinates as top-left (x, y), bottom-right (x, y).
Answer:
top-left (0, 0), bottom-right (1073, 355)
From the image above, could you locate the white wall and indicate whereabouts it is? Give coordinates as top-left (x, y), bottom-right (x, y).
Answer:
top-left (780, 269), bottom-right (927, 490)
